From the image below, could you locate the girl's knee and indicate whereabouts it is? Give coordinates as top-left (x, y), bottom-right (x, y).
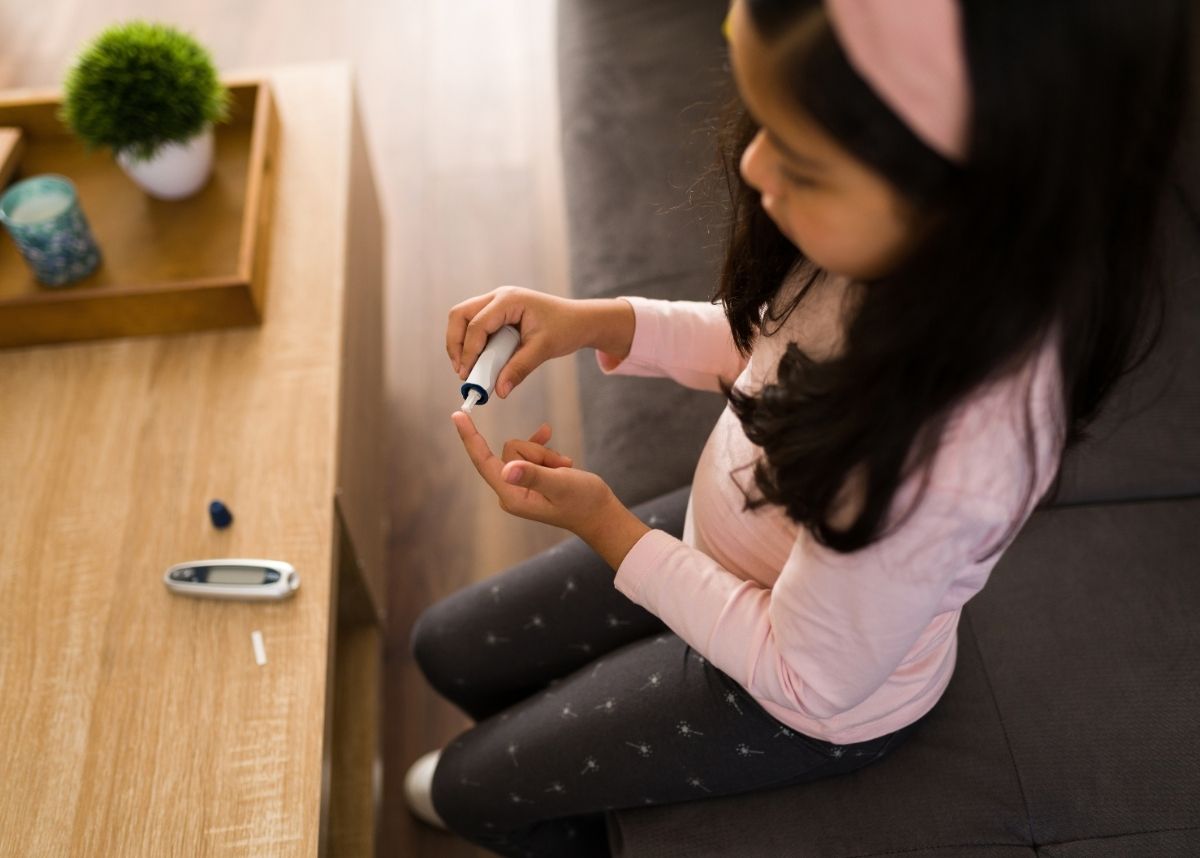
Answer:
top-left (410, 601), bottom-right (458, 688)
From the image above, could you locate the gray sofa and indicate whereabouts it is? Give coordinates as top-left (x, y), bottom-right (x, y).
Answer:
top-left (557, 1), bottom-right (1200, 855)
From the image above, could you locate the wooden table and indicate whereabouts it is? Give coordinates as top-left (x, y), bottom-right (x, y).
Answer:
top-left (0, 63), bottom-right (386, 857)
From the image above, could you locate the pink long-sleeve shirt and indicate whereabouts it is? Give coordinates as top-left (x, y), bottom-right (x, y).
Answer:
top-left (597, 270), bottom-right (1065, 744)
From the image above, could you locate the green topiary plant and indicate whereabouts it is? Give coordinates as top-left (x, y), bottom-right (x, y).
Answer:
top-left (61, 21), bottom-right (231, 163)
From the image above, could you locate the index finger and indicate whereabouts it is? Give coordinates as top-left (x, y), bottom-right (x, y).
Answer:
top-left (459, 298), bottom-right (519, 381)
top-left (450, 410), bottom-right (508, 493)
top-left (446, 293), bottom-right (494, 372)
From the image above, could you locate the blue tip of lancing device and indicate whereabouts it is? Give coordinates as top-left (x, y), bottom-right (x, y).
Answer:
top-left (460, 382), bottom-right (488, 406)
top-left (209, 499), bottom-right (234, 529)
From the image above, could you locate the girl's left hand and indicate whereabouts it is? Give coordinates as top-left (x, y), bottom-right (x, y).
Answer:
top-left (450, 411), bottom-right (650, 565)
top-left (451, 411), bottom-right (612, 533)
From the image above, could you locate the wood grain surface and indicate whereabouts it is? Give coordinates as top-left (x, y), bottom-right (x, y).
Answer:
top-left (0, 126), bottom-right (22, 187)
top-left (0, 63), bottom-right (373, 857)
top-left (0, 3), bottom-right (575, 856)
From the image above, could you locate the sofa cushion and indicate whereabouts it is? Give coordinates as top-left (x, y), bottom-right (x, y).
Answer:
top-left (1038, 830), bottom-right (1200, 858)
top-left (577, 366), bottom-right (725, 506)
top-left (1052, 185), bottom-right (1200, 505)
top-left (964, 497), bottom-right (1200, 848)
top-left (558, 0), bottom-right (732, 503)
top-left (557, 0), bottom-right (730, 302)
top-left (611, 497), bottom-right (1200, 857)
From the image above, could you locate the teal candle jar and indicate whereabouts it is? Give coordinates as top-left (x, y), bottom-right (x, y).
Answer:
top-left (0, 174), bottom-right (102, 287)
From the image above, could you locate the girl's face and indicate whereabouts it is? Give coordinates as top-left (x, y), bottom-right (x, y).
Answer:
top-left (728, 0), bottom-right (919, 280)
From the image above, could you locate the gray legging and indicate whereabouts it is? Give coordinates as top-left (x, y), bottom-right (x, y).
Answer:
top-left (411, 486), bottom-right (929, 858)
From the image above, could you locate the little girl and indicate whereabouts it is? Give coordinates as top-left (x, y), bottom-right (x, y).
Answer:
top-left (408, 1), bottom-right (1193, 855)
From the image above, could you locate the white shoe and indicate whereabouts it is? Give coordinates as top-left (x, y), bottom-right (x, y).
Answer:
top-left (404, 749), bottom-right (447, 829)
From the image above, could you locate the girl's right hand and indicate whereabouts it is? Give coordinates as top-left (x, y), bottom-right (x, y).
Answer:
top-left (446, 286), bottom-right (633, 399)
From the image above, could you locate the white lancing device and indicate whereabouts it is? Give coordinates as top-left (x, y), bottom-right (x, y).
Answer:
top-left (460, 325), bottom-right (521, 412)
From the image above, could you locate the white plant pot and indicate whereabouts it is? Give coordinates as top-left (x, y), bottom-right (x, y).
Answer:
top-left (116, 126), bottom-right (215, 200)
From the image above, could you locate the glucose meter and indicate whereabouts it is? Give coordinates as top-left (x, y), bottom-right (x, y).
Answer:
top-left (163, 559), bottom-right (299, 601)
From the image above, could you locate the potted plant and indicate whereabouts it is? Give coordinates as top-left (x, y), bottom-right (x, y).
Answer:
top-left (61, 21), bottom-right (231, 200)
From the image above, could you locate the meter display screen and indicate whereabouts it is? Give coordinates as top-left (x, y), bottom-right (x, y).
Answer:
top-left (205, 567), bottom-right (270, 585)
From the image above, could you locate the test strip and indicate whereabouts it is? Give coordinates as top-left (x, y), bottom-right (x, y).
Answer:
top-left (251, 630), bottom-right (267, 666)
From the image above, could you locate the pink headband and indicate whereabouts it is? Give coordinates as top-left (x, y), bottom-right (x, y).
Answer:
top-left (826, 0), bottom-right (970, 162)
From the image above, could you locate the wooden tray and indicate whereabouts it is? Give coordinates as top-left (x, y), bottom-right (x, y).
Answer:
top-left (0, 78), bottom-right (278, 348)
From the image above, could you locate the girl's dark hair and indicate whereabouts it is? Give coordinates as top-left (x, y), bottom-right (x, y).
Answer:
top-left (718, 0), bottom-right (1194, 553)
